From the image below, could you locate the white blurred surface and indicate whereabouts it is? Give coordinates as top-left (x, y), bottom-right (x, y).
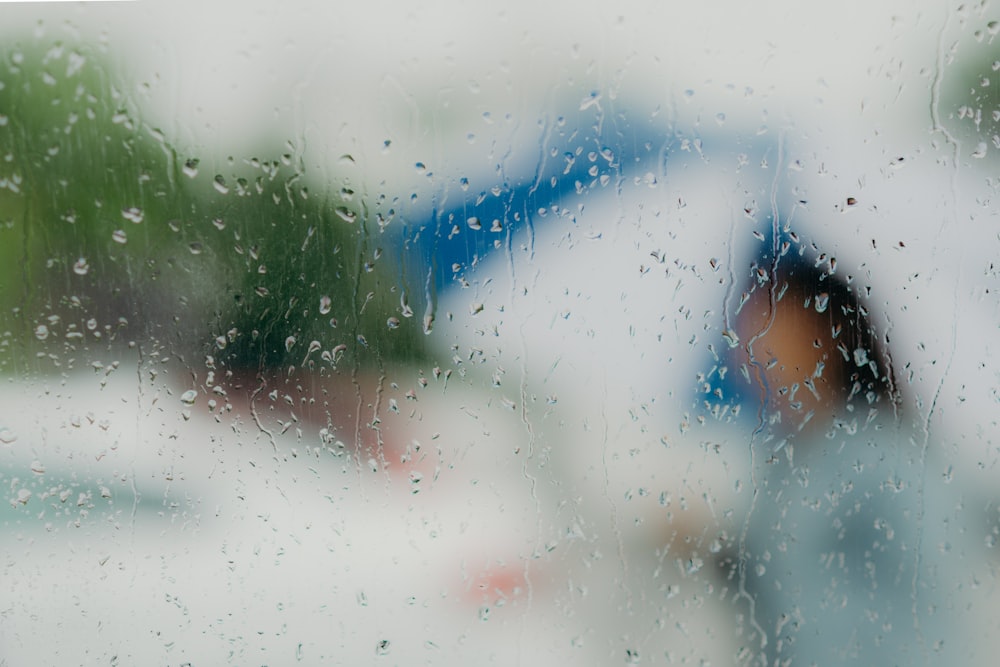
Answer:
top-left (0, 366), bottom-right (740, 665)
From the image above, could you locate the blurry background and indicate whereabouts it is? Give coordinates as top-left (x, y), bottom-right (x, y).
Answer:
top-left (0, 0), bottom-right (998, 664)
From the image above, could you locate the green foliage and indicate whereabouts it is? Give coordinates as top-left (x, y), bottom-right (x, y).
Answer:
top-left (0, 40), bottom-right (184, 369)
top-left (942, 23), bottom-right (999, 162)
top-left (0, 36), bottom-right (425, 378)
top-left (190, 154), bottom-right (426, 380)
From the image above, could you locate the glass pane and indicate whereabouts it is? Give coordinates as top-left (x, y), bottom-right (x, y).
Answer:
top-left (1, 2), bottom-right (997, 664)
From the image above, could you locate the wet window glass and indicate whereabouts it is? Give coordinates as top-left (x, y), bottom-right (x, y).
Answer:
top-left (1, 2), bottom-right (998, 664)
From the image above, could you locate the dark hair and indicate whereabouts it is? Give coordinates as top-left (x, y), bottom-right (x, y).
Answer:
top-left (724, 241), bottom-right (896, 422)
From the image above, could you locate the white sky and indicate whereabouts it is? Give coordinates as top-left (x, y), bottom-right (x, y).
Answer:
top-left (0, 0), bottom-right (969, 169)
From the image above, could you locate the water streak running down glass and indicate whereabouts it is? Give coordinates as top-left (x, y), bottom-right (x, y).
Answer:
top-left (0, 1), bottom-right (998, 664)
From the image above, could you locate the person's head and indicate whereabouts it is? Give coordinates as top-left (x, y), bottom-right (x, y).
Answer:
top-left (731, 247), bottom-right (894, 435)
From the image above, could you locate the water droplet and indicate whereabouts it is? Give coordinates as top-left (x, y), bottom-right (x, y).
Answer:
top-left (334, 206), bottom-right (356, 223)
top-left (16, 488), bottom-right (31, 504)
top-left (73, 257), bottom-right (90, 275)
top-left (213, 175), bottom-right (229, 194)
top-left (285, 336), bottom-right (296, 352)
top-left (319, 296), bottom-right (332, 315)
top-left (579, 91), bottom-right (601, 110)
top-left (255, 286), bottom-right (270, 297)
top-left (386, 317), bottom-right (400, 329)
top-left (971, 142), bottom-right (988, 159)
top-left (375, 639), bottom-right (391, 656)
top-left (30, 460), bottom-right (45, 474)
top-left (183, 158), bottom-right (199, 178)
top-left (853, 347), bottom-right (869, 366)
top-left (814, 292), bottom-right (829, 313)
top-left (180, 389), bottom-right (198, 405)
top-left (188, 242), bottom-right (203, 255)
top-left (721, 329), bottom-right (740, 348)
top-left (467, 216), bottom-right (482, 230)
top-left (86, 318), bottom-right (97, 330)
top-left (942, 465), bottom-right (954, 483)
top-left (34, 324), bottom-right (49, 340)
top-left (121, 207), bottom-right (143, 223)
top-left (0, 427), bottom-right (17, 444)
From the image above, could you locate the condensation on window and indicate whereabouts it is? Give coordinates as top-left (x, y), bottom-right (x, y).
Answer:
top-left (1, 2), bottom-right (998, 665)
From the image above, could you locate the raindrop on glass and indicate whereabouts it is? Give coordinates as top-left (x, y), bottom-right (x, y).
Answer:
top-left (814, 292), bottom-right (829, 313)
top-left (121, 207), bottom-right (143, 224)
top-left (182, 158), bottom-right (199, 178)
top-left (334, 207), bottom-right (356, 223)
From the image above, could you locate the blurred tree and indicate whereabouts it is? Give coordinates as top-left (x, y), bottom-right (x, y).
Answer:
top-left (0, 40), bottom-right (188, 372)
top-left (195, 152), bottom-right (428, 387)
top-left (941, 19), bottom-right (998, 163)
top-left (0, 36), bottom-right (426, 382)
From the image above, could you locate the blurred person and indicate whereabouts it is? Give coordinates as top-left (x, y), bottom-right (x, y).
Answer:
top-left (427, 111), bottom-right (1000, 665)
top-left (727, 240), bottom-right (978, 665)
